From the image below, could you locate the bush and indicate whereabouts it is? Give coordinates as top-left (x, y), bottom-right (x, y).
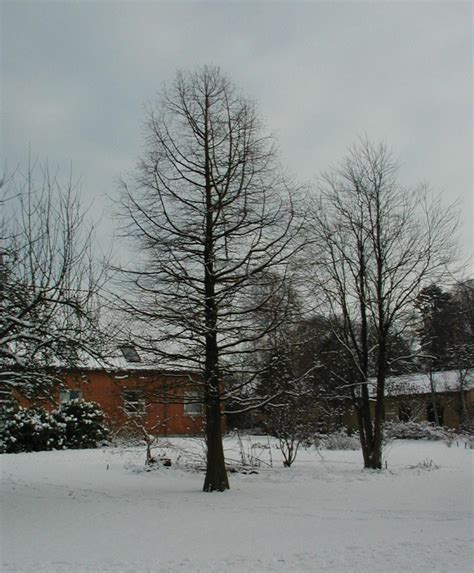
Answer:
top-left (383, 421), bottom-right (455, 441)
top-left (315, 429), bottom-right (360, 450)
top-left (1, 400), bottom-right (108, 453)
top-left (52, 400), bottom-right (108, 449)
top-left (1, 407), bottom-right (65, 453)
top-left (262, 402), bottom-right (318, 467)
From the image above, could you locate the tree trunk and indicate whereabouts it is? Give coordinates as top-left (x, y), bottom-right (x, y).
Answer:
top-left (203, 391), bottom-right (229, 491)
top-left (202, 99), bottom-right (229, 492)
top-left (368, 339), bottom-right (387, 470)
top-left (355, 240), bottom-right (381, 468)
top-left (458, 370), bottom-right (469, 430)
top-left (356, 379), bottom-right (380, 469)
top-left (360, 383), bottom-right (374, 463)
top-left (356, 378), bottom-right (383, 469)
top-left (428, 370), bottom-right (440, 425)
top-left (202, 319), bottom-right (229, 492)
top-left (369, 383), bottom-right (384, 469)
top-left (355, 401), bottom-right (370, 467)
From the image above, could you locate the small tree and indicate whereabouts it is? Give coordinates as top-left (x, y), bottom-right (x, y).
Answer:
top-left (261, 383), bottom-right (317, 467)
top-left (447, 280), bottom-right (474, 428)
top-left (415, 284), bottom-right (455, 425)
top-left (255, 312), bottom-right (348, 466)
top-left (119, 402), bottom-right (166, 465)
top-left (307, 140), bottom-right (458, 468)
top-left (415, 281), bottom-right (474, 428)
top-left (415, 284), bottom-right (453, 371)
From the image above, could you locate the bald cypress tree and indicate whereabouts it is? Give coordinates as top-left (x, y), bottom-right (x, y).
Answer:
top-left (117, 67), bottom-right (300, 491)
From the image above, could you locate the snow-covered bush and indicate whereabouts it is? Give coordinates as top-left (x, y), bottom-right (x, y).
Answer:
top-left (53, 400), bottom-right (108, 449)
top-left (1, 407), bottom-right (65, 453)
top-left (1, 401), bottom-right (108, 453)
top-left (262, 402), bottom-right (316, 467)
top-left (315, 429), bottom-right (360, 451)
top-left (408, 458), bottom-right (439, 471)
top-left (384, 421), bottom-right (455, 441)
top-left (227, 431), bottom-right (273, 470)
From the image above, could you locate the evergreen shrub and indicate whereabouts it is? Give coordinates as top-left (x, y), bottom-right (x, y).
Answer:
top-left (383, 421), bottom-right (454, 441)
top-left (1, 407), bottom-right (65, 453)
top-left (1, 400), bottom-right (108, 453)
top-left (52, 400), bottom-right (108, 449)
top-left (315, 429), bottom-right (360, 450)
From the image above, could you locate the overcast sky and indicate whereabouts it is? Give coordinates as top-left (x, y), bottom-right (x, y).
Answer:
top-left (2, 0), bottom-right (472, 271)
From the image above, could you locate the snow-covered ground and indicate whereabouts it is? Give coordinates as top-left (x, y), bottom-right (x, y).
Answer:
top-left (1, 436), bottom-right (473, 572)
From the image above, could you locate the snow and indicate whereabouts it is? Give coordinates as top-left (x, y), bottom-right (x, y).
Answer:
top-left (383, 370), bottom-right (474, 396)
top-left (1, 437), bottom-right (473, 572)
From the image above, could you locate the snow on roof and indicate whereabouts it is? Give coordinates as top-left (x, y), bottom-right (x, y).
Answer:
top-left (72, 350), bottom-right (197, 374)
top-left (383, 370), bottom-right (474, 397)
top-left (55, 338), bottom-right (200, 375)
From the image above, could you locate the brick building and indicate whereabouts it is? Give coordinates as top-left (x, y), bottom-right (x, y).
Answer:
top-left (382, 370), bottom-right (474, 430)
top-left (7, 345), bottom-right (207, 437)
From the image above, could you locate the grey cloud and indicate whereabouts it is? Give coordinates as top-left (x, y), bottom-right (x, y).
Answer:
top-left (2, 0), bottom-right (472, 265)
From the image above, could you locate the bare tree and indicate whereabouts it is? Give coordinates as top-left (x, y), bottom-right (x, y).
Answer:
top-left (256, 338), bottom-right (320, 468)
top-left (116, 66), bottom-right (301, 491)
top-left (307, 140), bottom-right (458, 468)
top-left (0, 157), bottom-right (108, 398)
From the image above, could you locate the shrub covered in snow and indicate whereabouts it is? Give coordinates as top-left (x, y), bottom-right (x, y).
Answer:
top-left (383, 421), bottom-right (455, 441)
top-left (315, 429), bottom-right (360, 451)
top-left (1, 401), bottom-right (108, 453)
top-left (262, 402), bottom-right (317, 467)
top-left (1, 407), bottom-right (65, 453)
top-left (52, 400), bottom-right (108, 449)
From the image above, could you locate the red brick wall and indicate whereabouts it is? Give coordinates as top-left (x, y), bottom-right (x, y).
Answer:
top-left (16, 368), bottom-right (206, 436)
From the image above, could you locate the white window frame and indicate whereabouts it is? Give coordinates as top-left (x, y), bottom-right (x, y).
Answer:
top-left (122, 390), bottom-right (146, 416)
top-left (184, 392), bottom-right (204, 417)
top-left (60, 389), bottom-right (83, 404)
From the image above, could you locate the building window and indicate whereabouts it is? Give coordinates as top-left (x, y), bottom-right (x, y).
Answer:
top-left (398, 402), bottom-right (412, 422)
top-left (427, 402), bottom-right (444, 426)
top-left (119, 345), bottom-right (141, 363)
top-left (60, 389), bottom-right (83, 404)
top-left (122, 390), bottom-right (146, 416)
top-left (184, 392), bottom-right (204, 417)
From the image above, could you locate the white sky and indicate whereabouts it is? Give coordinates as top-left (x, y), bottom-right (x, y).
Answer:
top-left (1, 0), bottom-right (472, 271)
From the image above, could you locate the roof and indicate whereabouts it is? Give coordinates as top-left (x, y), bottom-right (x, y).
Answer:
top-left (383, 370), bottom-right (474, 397)
top-left (67, 350), bottom-right (199, 375)
top-left (40, 339), bottom-right (200, 376)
